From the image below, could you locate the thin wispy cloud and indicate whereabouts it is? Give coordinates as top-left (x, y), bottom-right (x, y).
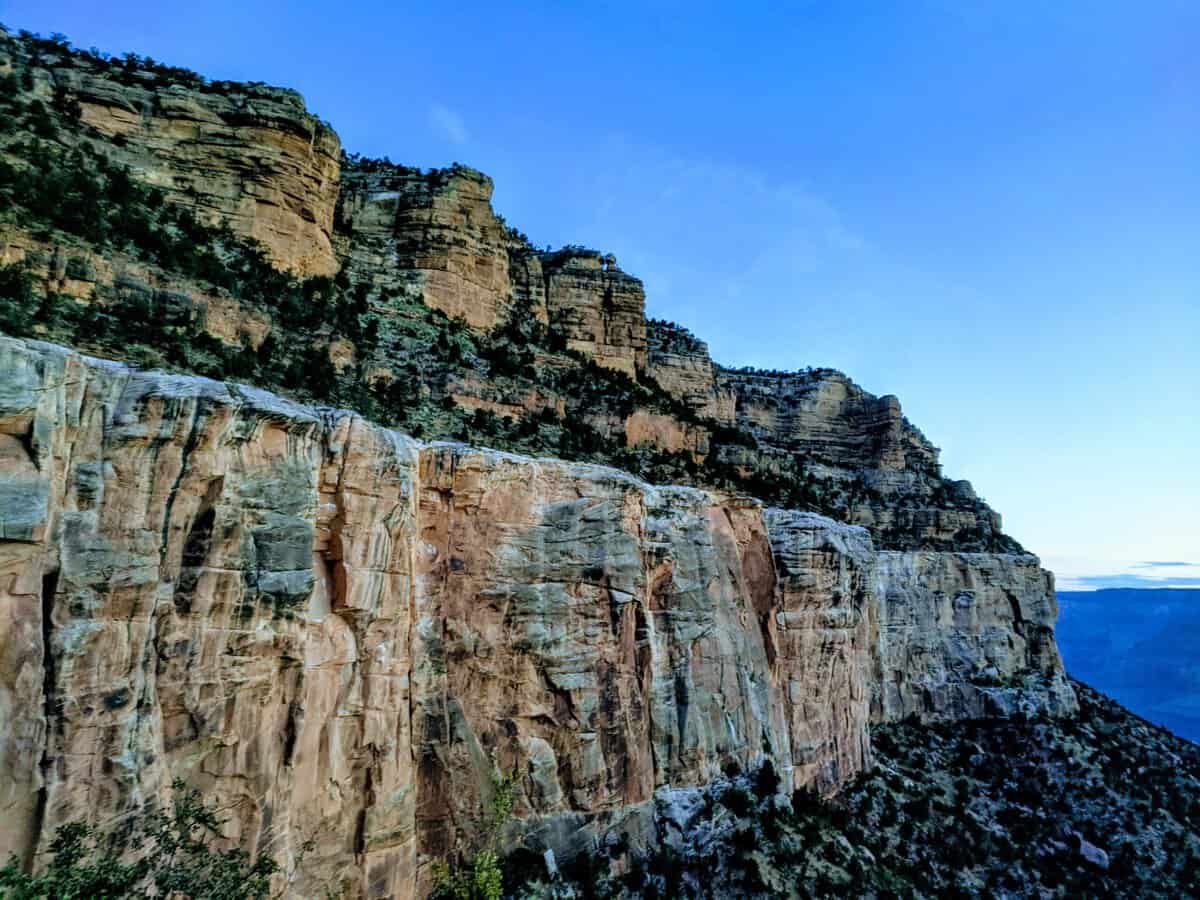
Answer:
top-left (1072, 574), bottom-right (1200, 590)
top-left (1049, 555), bottom-right (1200, 591)
top-left (569, 144), bottom-right (874, 365)
top-left (429, 104), bottom-right (468, 145)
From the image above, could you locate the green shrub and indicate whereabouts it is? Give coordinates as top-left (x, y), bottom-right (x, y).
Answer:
top-left (430, 771), bottom-right (518, 900)
top-left (0, 265), bottom-right (35, 334)
top-left (0, 780), bottom-right (277, 899)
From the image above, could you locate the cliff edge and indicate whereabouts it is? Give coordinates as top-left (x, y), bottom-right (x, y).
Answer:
top-left (0, 26), bottom-right (1090, 900)
top-left (0, 336), bottom-right (1074, 897)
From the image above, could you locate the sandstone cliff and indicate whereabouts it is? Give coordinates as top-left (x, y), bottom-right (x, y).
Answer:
top-left (0, 27), bottom-right (1090, 898)
top-left (644, 320), bottom-right (1011, 550)
top-left (0, 28), bottom-right (1016, 558)
top-left (336, 163), bottom-right (524, 331)
top-left (0, 337), bottom-right (1074, 897)
top-left (0, 30), bottom-right (341, 277)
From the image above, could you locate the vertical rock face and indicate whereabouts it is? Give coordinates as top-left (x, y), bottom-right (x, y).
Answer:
top-left (0, 337), bottom-right (1074, 897)
top-left (335, 161), bottom-right (654, 375)
top-left (542, 250), bottom-right (648, 377)
top-left (1, 32), bottom-right (342, 276)
top-left (646, 320), bottom-right (736, 423)
top-left (334, 164), bottom-right (656, 376)
top-left (869, 552), bottom-right (1076, 722)
top-left (336, 164), bottom-right (524, 330)
top-left (713, 367), bottom-right (1012, 550)
top-left (764, 510), bottom-right (874, 794)
top-left (720, 369), bottom-right (937, 475)
top-left (0, 336), bottom-right (420, 896)
top-left (410, 452), bottom-right (783, 864)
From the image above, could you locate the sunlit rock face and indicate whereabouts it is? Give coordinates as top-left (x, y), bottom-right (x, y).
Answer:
top-left (336, 164), bottom-right (525, 331)
top-left (541, 250), bottom-right (648, 377)
top-left (333, 166), bottom-right (650, 378)
top-left (0, 31), bottom-right (342, 277)
top-left (764, 509), bottom-right (875, 795)
top-left (0, 337), bottom-right (1073, 897)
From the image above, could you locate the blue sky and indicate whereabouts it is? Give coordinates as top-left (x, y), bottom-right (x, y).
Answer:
top-left (4, 1), bottom-right (1197, 588)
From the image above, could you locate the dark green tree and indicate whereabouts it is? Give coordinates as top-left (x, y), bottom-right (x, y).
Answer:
top-left (0, 780), bottom-right (278, 899)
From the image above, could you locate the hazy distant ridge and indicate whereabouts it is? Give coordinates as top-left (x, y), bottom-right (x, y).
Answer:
top-left (1057, 588), bottom-right (1200, 743)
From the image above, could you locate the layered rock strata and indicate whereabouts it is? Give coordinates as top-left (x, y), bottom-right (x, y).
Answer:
top-left (0, 337), bottom-right (1073, 897)
top-left (644, 322), bottom-right (1011, 549)
top-left (646, 320), bottom-right (735, 422)
top-left (1, 31), bottom-right (342, 276)
top-left (541, 250), bottom-right (648, 377)
top-left (0, 29), bottom-right (1032, 553)
top-left (719, 367), bottom-right (1010, 547)
top-left (335, 164), bottom-right (525, 330)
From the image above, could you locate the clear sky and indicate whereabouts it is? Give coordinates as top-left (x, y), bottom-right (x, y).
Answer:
top-left (4, 1), bottom-right (1197, 589)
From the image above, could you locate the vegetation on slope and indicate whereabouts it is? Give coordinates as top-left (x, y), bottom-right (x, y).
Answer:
top-left (0, 87), bottom-right (841, 513)
top-left (515, 682), bottom-right (1200, 899)
top-left (0, 781), bottom-right (277, 900)
top-left (0, 25), bottom-right (1016, 551)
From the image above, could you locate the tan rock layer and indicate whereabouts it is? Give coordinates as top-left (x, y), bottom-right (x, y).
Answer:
top-left (542, 251), bottom-right (648, 377)
top-left (0, 337), bottom-right (1073, 897)
top-left (2, 32), bottom-right (344, 277)
top-left (336, 166), bottom-right (522, 331)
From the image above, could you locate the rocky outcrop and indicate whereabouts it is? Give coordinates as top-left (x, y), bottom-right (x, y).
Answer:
top-left (719, 369), bottom-right (937, 475)
top-left (334, 167), bottom-right (651, 374)
top-left (336, 163), bottom-right (653, 378)
top-left (336, 167), bottom-right (648, 375)
top-left (646, 320), bottom-right (735, 423)
top-left (713, 367), bottom-right (1012, 550)
top-left (336, 164), bottom-right (526, 330)
top-left (621, 409), bottom-right (710, 457)
top-left (0, 337), bottom-right (1074, 897)
top-left (542, 250), bottom-right (648, 377)
top-left (644, 324), bottom-right (934, 482)
top-left (1, 31), bottom-right (342, 276)
top-left (642, 322), bottom-right (1007, 549)
top-left (869, 551), bottom-right (1076, 722)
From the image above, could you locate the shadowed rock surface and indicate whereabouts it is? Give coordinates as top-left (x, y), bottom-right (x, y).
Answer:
top-left (522, 682), bottom-right (1197, 899)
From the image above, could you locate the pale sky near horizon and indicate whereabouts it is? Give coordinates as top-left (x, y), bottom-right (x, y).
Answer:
top-left (3, 1), bottom-right (1197, 590)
